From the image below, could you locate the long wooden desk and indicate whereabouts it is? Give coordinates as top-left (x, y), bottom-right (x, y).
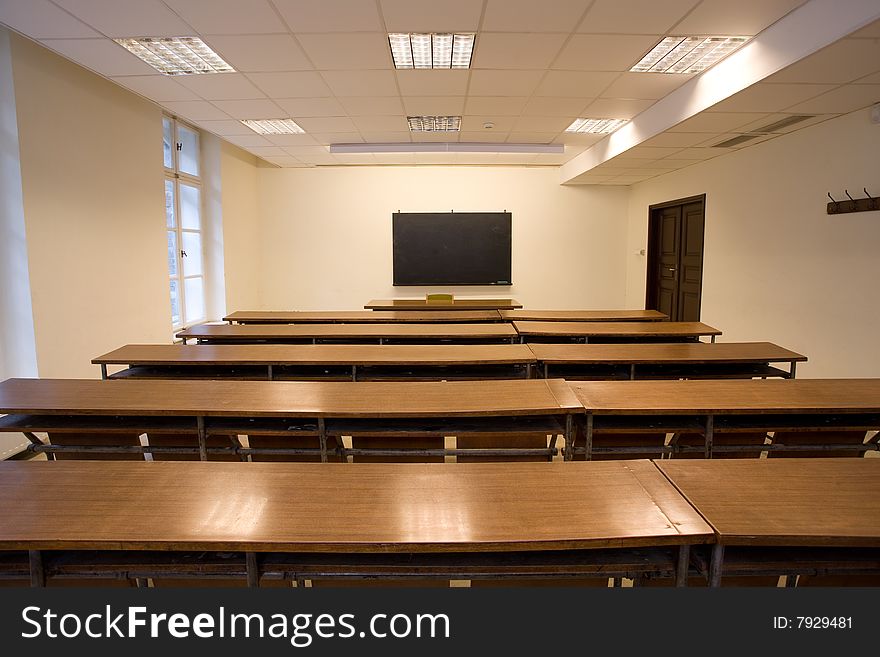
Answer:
top-left (0, 460), bottom-right (713, 586)
top-left (178, 323), bottom-right (519, 345)
top-left (366, 298), bottom-right (523, 310)
top-left (530, 342), bottom-right (806, 380)
top-left (0, 377), bottom-right (581, 461)
top-left (513, 321), bottom-right (721, 343)
top-left (568, 378), bottom-right (880, 459)
top-left (502, 309), bottom-right (667, 322)
top-left (657, 459), bottom-right (880, 586)
top-left (93, 344), bottom-right (537, 381)
top-left (225, 310), bottom-right (504, 324)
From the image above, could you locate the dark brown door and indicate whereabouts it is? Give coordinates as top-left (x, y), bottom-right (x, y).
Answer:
top-left (646, 195), bottom-right (705, 322)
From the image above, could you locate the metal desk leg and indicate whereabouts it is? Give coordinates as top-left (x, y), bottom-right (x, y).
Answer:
top-left (676, 545), bottom-right (690, 587)
top-left (525, 363), bottom-right (533, 379)
top-left (246, 553), bottom-right (259, 588)
top-left (543, 363), bottom-right (548, 379)
top-left (267, 365), bottom-right (274, 381)
top-left (318, 418), bottom-right (328, 463)
top-left (197, 416), bottom-right (208, 461)
top-left (352, 365), bottom-right (357, 382)
top-left (583, 414), bottom-right (593, 461)
top-left (708, 544), bottom-right (724, 587)
top-left (563, 415), bottom-right (573, 461)
top-left (630, 364), bottom-right (636, 380)
top-left (704, 415), bottom-right (714, 459)
top-left (711, 335), bottom-right (716, 343)
top-left (789, 362), bottom-right (797, 379)
top-left (29, 550), bottom-right (45, 588)
top-left (100, 364), bottom-right (108, 380)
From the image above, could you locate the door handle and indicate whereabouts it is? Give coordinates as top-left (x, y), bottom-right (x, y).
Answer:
top-left (666, 267), bottom-right (676, 272)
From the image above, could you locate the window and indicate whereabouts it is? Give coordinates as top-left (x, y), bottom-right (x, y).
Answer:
top-left (164, 116), bottom-right (205, 329)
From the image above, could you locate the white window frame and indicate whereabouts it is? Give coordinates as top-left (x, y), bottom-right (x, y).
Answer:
top-left (164, 115), bottom-right (205, 331)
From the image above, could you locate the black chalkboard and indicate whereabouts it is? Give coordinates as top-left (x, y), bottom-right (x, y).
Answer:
top-left (392, 212), bottom-right (512, 286)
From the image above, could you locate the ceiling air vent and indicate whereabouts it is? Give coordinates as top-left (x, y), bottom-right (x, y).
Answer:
top-left (712, 134), bottom-right (761, 148)
top-left (753, 115), bottom-right (814, 133)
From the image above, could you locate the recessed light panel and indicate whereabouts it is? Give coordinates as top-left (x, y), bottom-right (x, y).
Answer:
top-left (389, 33), bottom-right (475, 69)
top-left (407, 116), bottom-right (461, 132)
top-left (631, 36), bottom-right (748, 74)
top-left (241, 119), bottom-right (305, 135)
top-left (565, 118), bottom-right (629, 134)
top-left (114, 37), bottom-right (234, 75)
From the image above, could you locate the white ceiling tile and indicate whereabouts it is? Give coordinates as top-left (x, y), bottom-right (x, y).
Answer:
top-left (579, 0), bottom-right (700, 34)
top-left (467, 70), bottom-right (544, 96)
top-left (379, 0), bottom-right (483, 32)
top-left (403, 96), bottom-right (466, 115)
top-left (767, 39), bottom-right (880, 84)
top-left (582, 97), bottom-right (654, 118)
top-left (163, 100), bottom-right (232, 120)
top-left (299, 153), bottom-right (337, 164)
top-left (460, 116), bottom-right (517, 132)
top-left (785, 84), bottom-right (880, 114)
top-left (325, 70), bottom-right (400, 96)
top-left (522, 97), bottom-right (590, 116)
top-left (192, 119), bottom-right (255, 136)
top-left (295, 116), bottom-right (358, 132)
top-left (617, 146), bottom-right (684, 159)
top-left (276, 97), bottom-right (347, 116)
top-left (535, 71), bottom-right (618, 97)
top-left (709, 83), bottom-right (837, 112)
top-left (311, 132), bottom-right (364, 143)
top-left (397, 70), bottom-right (469, 96)
top-left (339, 96), bottom-right (404, 115)
top-left (273, 0), bottom-right (382, 32)
top-left (297, 33), bottom-right (391, 69)
top-left (665, 148), bottom-right (723, 160)
top-left (40, 38), bottom-right (156, 75)
top-left (0, 0), bottom-right (99, 38)
top-left (482, 0), bottom-right (591, 32)
top-left (648, 159), bottom-right (704, 169)
top-left (265, 133), bottom-right (319, 146)
top-left (553, 35), bottom-right (660, 71)
top-left (263, 155), bottom-right (306, 166)
top-left (282, 145), bottom-right (331, 155)
top-left (472, 33), bottom-right (567, 70)
top-left (555, 132), bottom-right (604, 146)
top-left (111, 75), bottom-right (201, 101)
top-left (52, 0), bottom-right (195, 37)
top-left (358, 132), bottom-right (412, 142)
top-left (351, 116), bottom-right (409, 132)
top-left (162, 0), bottom-right (286, 34)
top-left (464, 96), bottom-right (529, 115)
top-left (247, 72), bottom-right (331, 97)
top-left (248, 146), bottom-right (289, 157)
top-left (211, 98), bottom-right (285, 119)
top-left (175, 73), bottom-right (266, 100)
top-left (668, 111), bottom-right (769, 132)
top-left (458, 131), bottom-right (511, 142)
top-left (506, 132), bottom-right (559, 143)
top-left (206, 35), bottom-right (312, 72)
top-left (512, 116), bottom-right (573, 132)
top-left (640, 132), bottom-right (711, 148)
top-left (856, 71), bottom-right (880, 85)
top-left (601, 72), bottom-right (693, 99)
top-left (671, 0), bottom-right (806, 36)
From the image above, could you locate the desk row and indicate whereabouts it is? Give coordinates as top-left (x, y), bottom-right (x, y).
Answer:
top-left (225, 308), bottom-right (668, 323)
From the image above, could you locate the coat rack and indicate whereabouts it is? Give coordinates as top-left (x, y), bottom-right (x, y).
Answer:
top-left (826, 188), bottom-right (878, 214)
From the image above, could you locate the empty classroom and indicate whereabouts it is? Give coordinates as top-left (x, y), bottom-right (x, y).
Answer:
top-left (0, 0), bottom-right (878, 604)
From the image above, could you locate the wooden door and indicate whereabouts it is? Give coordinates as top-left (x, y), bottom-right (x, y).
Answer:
top-left (646, 195), bottom-right (705, 322)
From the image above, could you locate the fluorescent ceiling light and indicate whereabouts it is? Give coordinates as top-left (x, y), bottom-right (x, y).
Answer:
top-left (114, 37), bottom-right (234, 75)
top-left (330, 142), bottom-right (563, 154)
top-left (389, 33), bottom-right (475, 69)
top-left (565, 118), bottom-right (629, 134)
top-left (631, 36), bottom-right (749, 74)
top-left (407, 116), bottom-right (461, 132)
top-left (241, 119), bottom-right (305, 135)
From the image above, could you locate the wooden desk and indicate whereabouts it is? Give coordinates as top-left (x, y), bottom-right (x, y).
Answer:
top-left (0, 377), bottom-right (581, 461)
top-left (529, 342), bottom-right (806, 380)
top-left (657, 459), bottom-right (880, 586)
top-left (568, 378), bottom-right (880, 459)
top-left (502, 309), bottom-right (667, 322)
top-left (0, 460), bottom-right (713, 586)
top-left (225, 310), bottom-right (504, 324)
top-left (178, 323), bottom-right (519, 345)
top-left (365, 298), bottom-right (523, 310)
top-left (94, 343), bottom-right (538, 381)
top-left (513, 321), bottom-right (721, 343)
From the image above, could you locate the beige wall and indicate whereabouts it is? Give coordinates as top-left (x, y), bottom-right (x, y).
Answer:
top-left (220, 141), bottom-right (262, 312)
top-left (10, 33), bottom-right (169, 378)
top-left (625, 109), bottom-right (880, 377)
top-left (253, 166), bottom-right (630, 310)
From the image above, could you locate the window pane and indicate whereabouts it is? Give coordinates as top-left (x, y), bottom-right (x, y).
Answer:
top-left (177, 124), bottom-right (199, 177)
top-left (170, 279), bottom-right (181, 327)
top-left (182, 231), bottom-right (202, 277)
top-left (179, 183), bottom-right (200, 230)
top-left (164, 179), bottom-right (176, 228)
top-left (185, 277), bottom-right (205, 322)
top-left (167, 231), bottom-right (178, 276)
top-left (163, 117), bottom-right (174, 169)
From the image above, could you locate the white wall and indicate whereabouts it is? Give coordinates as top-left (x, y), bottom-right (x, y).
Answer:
top-left (626, 109), bottom-right (880, 377)
top-left (253, 166), bottom-right (630, 310)
top-left (10, 33), bottom-right (170, 378)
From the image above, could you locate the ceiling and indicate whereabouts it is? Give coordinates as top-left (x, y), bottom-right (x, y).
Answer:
top-left (1, 0), bottom-right (878, 182)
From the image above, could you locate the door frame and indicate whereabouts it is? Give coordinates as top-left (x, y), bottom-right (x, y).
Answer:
top-left (645, 194), bottom-right (706, 317)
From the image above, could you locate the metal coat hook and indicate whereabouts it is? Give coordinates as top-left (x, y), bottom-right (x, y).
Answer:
top-left (827, 192), bottom-right (839, 213)
top-left (827, 188), bottom-right (880, 215)
top-left (865, 188), bottom-right (878, 211)
top-left (844, 190), bottom-right (856, 211)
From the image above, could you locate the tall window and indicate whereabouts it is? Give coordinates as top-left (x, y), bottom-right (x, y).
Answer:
top-left (163, 116), bottom-right (205, 329)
